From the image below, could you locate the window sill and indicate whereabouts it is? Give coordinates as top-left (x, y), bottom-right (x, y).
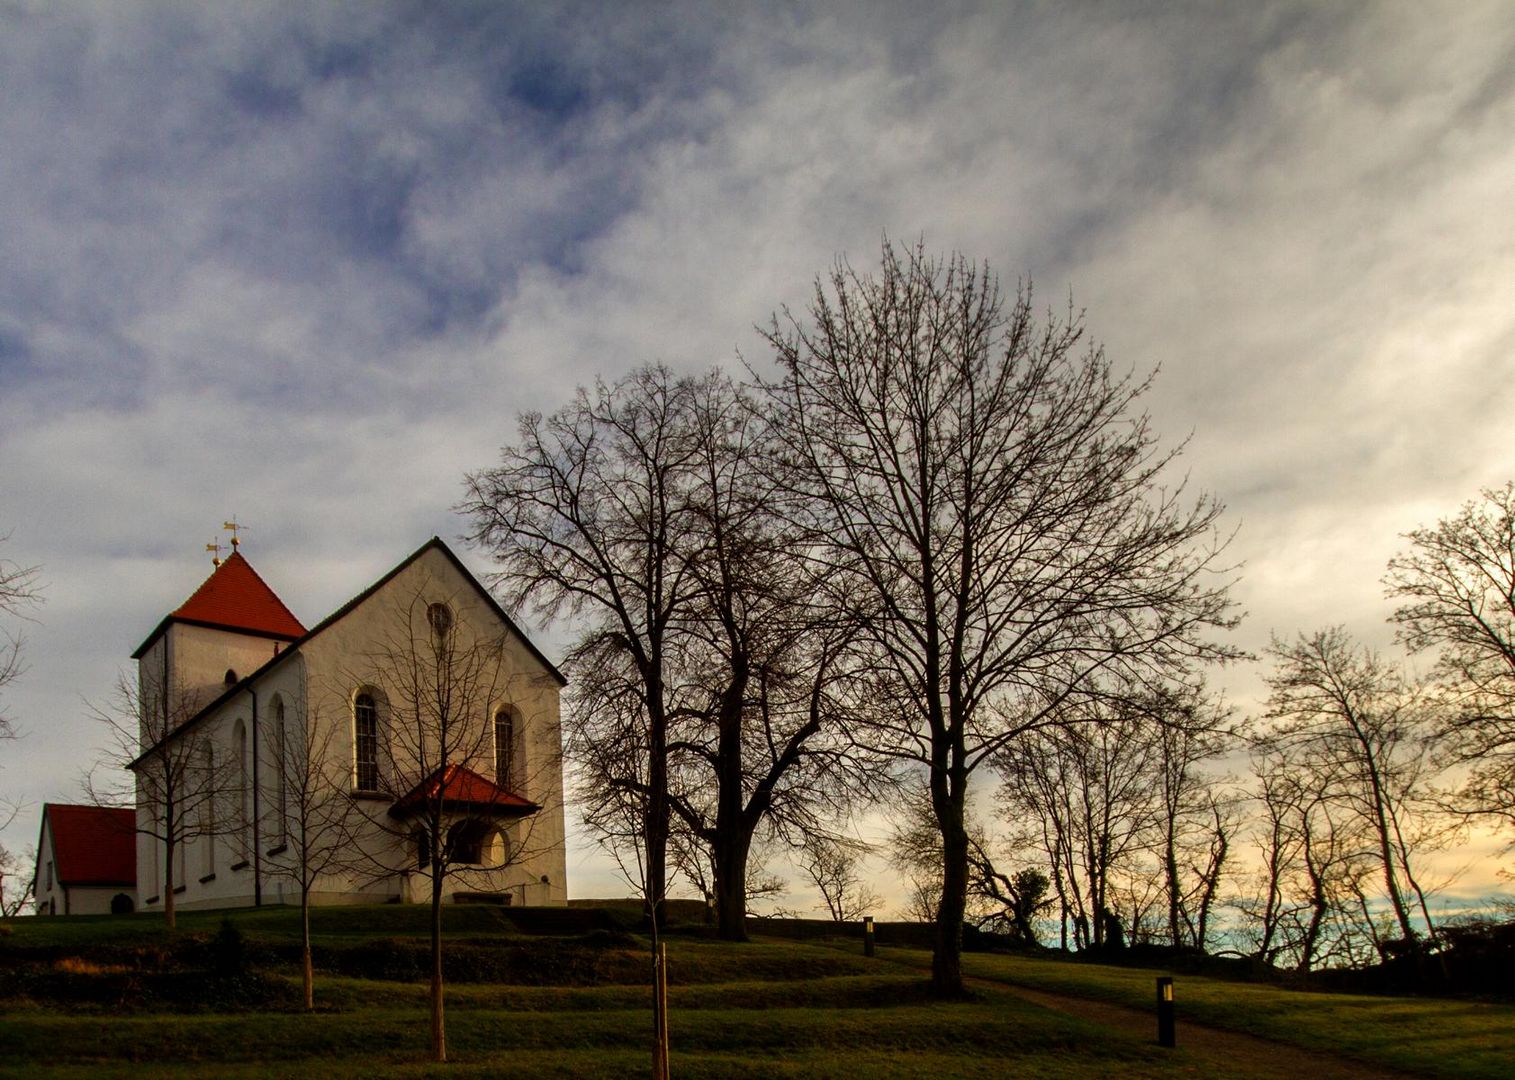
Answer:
top-left (265, 844), bottom-right (288, 857)
top-left (230, 860), bottom-right (249, 872)
top-left (172, 885), bottom-right (187, 895)
top-left (351, 790), bottom-right (390, 801)
top-left (198, 873), bottom-right (217, 884)
top-left (145, 895), bottom-right (160, 905)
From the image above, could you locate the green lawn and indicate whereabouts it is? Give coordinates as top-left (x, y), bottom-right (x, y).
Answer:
top-left (1, 909), bottom-right (1511, 1079)
top-left (953, 948), bottom-right (1515, 1080)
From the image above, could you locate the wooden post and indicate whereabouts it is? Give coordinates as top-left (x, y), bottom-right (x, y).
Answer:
top-left (1156, 976), bottom-right (1175, 1048)
top-left (654, 941), bottom-right (670, 1078)
top-left (863, 915), bottom-right (875, 958)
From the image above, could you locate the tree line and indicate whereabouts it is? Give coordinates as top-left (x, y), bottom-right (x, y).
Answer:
top-left (463, 242), bottom-right (1515, 993)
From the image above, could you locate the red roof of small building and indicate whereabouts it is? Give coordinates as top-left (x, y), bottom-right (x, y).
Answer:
top-left (43, 804), bottom-right (136, 887)
top-left (388, 764), bottom-right (538, 819)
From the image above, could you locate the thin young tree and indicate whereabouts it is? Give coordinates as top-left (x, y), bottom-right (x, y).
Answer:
top-left (1386, 482), bottom-right (1515, 835)
top-left (90, 671), bottom-right (218, 930)
top-left (261, 692), bottom-right (359, 1010)
top-left (1263, 629), bottom-right (1443, 956)
top-left (759, 240), bottom-right (1238, 994)
top-left (345, 588), bottom-right (553, 1064)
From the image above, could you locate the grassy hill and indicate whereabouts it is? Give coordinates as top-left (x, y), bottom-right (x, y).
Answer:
top-left (1, 907), bottom-right (1510, 1078)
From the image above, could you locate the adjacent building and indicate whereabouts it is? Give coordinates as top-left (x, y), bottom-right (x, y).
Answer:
top-left (33, 804), bottom-right (137, 915)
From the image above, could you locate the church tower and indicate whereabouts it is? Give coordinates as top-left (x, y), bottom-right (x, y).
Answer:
top-left (131, 544), bottom-right (305, 740)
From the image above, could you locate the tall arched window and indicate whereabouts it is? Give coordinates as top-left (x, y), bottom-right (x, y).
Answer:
top-left (234, 719), bottom-right (249, 856)
top-left (201, 744), bottom-right (216, 876)
top-left (273, 697), bottom-right (288, 843)
top-left (494, 707), bottom-right (515, 788)
top-left (354, 692), bottom-right (379, 791)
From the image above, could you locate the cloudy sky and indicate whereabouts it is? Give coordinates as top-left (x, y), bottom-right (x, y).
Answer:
top-left (2, 2), bottom-right (1512, 907)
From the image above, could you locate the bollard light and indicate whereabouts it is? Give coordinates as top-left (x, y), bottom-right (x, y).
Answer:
top-left (863, 915), bottom-right (876, 958)
top-left (1156, 976), bottom-right (1175, 1048)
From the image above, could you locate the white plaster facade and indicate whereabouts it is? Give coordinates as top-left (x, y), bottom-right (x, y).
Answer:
top-left (129, 538), bottom-right (568, 913)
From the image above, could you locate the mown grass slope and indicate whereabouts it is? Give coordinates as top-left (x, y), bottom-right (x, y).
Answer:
top-left (1, 907), bottom-right (1510, 1079)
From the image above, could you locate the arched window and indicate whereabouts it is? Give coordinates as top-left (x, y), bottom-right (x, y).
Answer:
top-left (201, 744), bottom-right (216, 876)
top-left (426, 602), bottom-right (453, 639)
top-left (273, 697), bottom-right (288, 843)
top-left (354, 692), bottom-right (379, 791)
top-left (494, 707), bottom-right (516, 788)
top-left (234, 719), bottom-right (249, 855)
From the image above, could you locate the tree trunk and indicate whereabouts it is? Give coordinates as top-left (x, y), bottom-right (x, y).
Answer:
top-left (1164, 828), bottom-right (1181, 949)
top-left (163, 832), bottom-right (176, 930)
top-left (930, 768), bottom-right (969, 997)
top-left (712, 662), bottom-right (752, 941)
top-left (644, 676), bottom-right (669, 930)
top-left (712, 827), bottom-right (752, 942)
top-left (429, 865), bottom-right (446, 1062)
top-left (301, 887), bottom-right (314, 1011)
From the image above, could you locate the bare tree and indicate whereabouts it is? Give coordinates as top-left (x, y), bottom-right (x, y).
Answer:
top-left (0, 843), bottom-right (32, 917)
top-left (1239, 743), bottom-right (1383, 971)
top-left (758, 240), bottom-right (1238, 994)
top-left (1262, 629), bottom-right (1443, 956)
top-left (997, 699), bottom-right (1160, 952)
top-left (1386, 482), bottom-right (1515, 835)
top-left (886, 777), bottom-right (1038, 934)
top-left (464, 365), bottom-right (702, 929)
top-left (0, 795), bottom-right (30, 917)
top-left (886, 780), bottom-right (947, 924)
top-left (1149, 682), bottom-right (1240, 951)
top-left (261, 692), bottom-right (359, 1010)
top-left (90, 671), bottom-right (218, 930)
top-left (966, 845), bottom-right (1052, 946)
top-left (0, 535), bottom-right (42, 742)
top-left (468, 367), bottom-right (876, 942)
top-left (344, 587), bottom-right (554, 1064)
top-left (662, 373), bottom-right (878, 940)
top-left (799, 833), bottom-right (881, 923)
top-left (565, 646), bottom-right (663, 900)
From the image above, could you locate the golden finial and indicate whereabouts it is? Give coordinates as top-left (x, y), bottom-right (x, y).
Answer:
top-left (206, 539), bottom-right (224, 567)
top-left (223, 517), bottom-right (248, 551)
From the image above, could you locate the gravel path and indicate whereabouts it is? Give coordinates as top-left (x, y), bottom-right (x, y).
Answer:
top-left (995, 980), bottom-right (1428, 1080)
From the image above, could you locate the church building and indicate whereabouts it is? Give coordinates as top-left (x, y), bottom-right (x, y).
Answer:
top-left (112, 534), bottom-right (567, 913)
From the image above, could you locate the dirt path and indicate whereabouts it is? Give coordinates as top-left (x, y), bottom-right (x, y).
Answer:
top-left (993, 979), bottom-right (1427, 1080)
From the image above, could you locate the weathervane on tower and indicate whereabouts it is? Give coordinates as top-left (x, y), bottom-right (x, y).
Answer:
top-left (223, 517), bottom-right (248, 552)
top-left (207, 518), bottom-right (249, 565)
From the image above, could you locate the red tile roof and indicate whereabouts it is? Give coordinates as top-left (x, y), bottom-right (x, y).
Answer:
top-left (44, 804), bottom-right (136, 887)
top-left (169, 551), bottom-right (306, 640)
top-left (388, 764), bottom-right (538, 819)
